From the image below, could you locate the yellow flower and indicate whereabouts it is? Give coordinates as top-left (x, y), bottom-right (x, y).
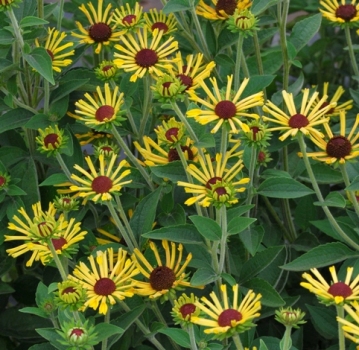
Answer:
top-left (196, 0), bottom-right (251, 20)
top-left (187, 75), bottom-right (263, 134)
top-left (301, 265), bottom-right (359, 306)
top-left (154, 117), bottom-right (186, 147)
top-left (111, 2), bottom-right (145, 32)
top-left (35, 27), bottom-right (74, 72)
top-left (262, 88), bottom-right (336, 141)
top-left (69, 83), bottom-right (125, 132)
top-left (132, 240), bottom-right (198, 300)
top-left (69, 247), bottom-right (139, 315)
top-left (172, 293), bottom-right (201, 326)
top-left (72, 0), bottom-right (124, 54)
top-left (320, 0), bottom-right (359, 26)
top-left (337, 301), bottom-right (359, 344)
top-left (300, 111), bottom-right (359, 165)
top-left (144, 8), bottom-right (177, 35)
top-left (36, 125), bottom-right (68, 156)
top-left (191, 284), bottom-right (261, 340)
top-left (114, 27), bottom-right (179, 82)
top-left (67, 154), bottom-right (131, 203)
top-left (177, 142), bottom-right (249, 207)
top-left (74, 129), bottom-right (112, 146)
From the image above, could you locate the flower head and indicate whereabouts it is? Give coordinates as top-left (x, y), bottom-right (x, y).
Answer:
top-left (55, 279), bottom-right (87, 311)
top-left (68, 154), bottom-right (132, 203)
top-left (301, 265), bottom-right (359, 306)
top-left (69, 247), bottom-right (139, 315)
top-left (0, 171), bottom-right (10, 190)
top-left (36, 125), bottom-right (68, 156)
top-left (196, 0), bottom-right (251, 20)
top-left (275, 307), bottom-right (306, 328)
top-left (227, 8), bottom-right (259, 36)
top-left (152, 74), bottom-right (186, 102)
top-left (0, 0), bottom-right (20, 11)
top-left (337, 301), bottom-right (359, 344)
top-left (75, 129), bottom-right (112, 146)
top-left (72, 0), bottom-right (124, 54)
top-left (95, 60), bottom-right (120, 81)
top-left (320, 0), bottom-right (359, 27)
top-left (154, 117), bottom-right (187, 147)
top-left (172, 293), bottom-right (201, 326)
top-left (53, 195), bottom-right (79, 212)
top-left (132, 240), bottom-right (198, 301)
top-left (191, 284), bottom-right (261, 340)
top-left (93, 140), bottom-right (120, 159)
top-left (263, 89), bottom-right (336, 141)
top-left (35, 27), bottom-right (74, 72)
top-left (69, 83), bottom-right (125, 132)
top-left (240, 120), bottom-right (272, 148)
top-left (187, 75), bottom-right (263, 134)
top-left (112, 2), bottom-right (145, 32)
top-left (144, 9), bottom-right (177, 35)
top-left (114, 27), bottom-right (179, 82)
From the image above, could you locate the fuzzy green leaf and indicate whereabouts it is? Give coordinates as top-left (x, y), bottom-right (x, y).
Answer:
top-left (20, 16), bottom-right (48, 28)
top-left (24, 47), bottom-right (54, 85)
top-left (158, 328), bottom-right (191, 348)
top-left (0, 108), bottom-right (34, 133)
top-left (189, 215), bottom-right (221, 241)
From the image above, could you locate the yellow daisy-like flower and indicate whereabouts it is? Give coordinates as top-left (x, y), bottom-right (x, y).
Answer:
top-left (134, 136), bottom-right (198, 166)
top-left (191, 284), bottom-right (262, 340)
top-left (55, 279), bottom-right (87, 312)
top-left (196, 0), bottom-right (251, 20)
top-left (301, 265), bottom-right (359, 306)
top-left (337, 301), bottom-right (359, 344)
top-left (111, 2), bottom-right (145, 32)
top-left (132, 240), bottom-right (198, 300)
top-left (177, 142), bottom-right (249, 207)
top-left (171, 52), bottom-right (216, 91)
top-left (171, 293), bottom-right (201, 326)
top-left (300, 111), bottom-right (359, 165)
top-left (35, 27), bottom-right (74, 73)
top-left (67, 153), bottom-right (132, 202)
top-left (320, 0), bottom-right (359, 26)
top-left (311, 82), bottom-right (353, 117)
top-left (36, 125), bottom-right (68, 156)
top-left (187, 75), bottom-right (263, 134)
top-left (5, 242), bottom-right (42, 267)
top-left (69, 247), bottom-right (139, 315)
top-left (113, 27), bottom-right (179, 82)
top-left (262, 89), bottom-right (336, 141)
top-left (69, 83), bottom-right (125, 132)
top-left (144, 9), bottom-right (177, 35)
top-left (95, 60), bottom-right (120, 81)
top-left (154, 117), bottom-right (186, 147)
top-left (72, 0), bottom-right (124, 54)
top-left (75, 130), bottom-right (112, 146)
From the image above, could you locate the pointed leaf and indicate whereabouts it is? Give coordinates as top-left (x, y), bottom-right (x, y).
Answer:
top-left (0, 108), bottom-right (34, 133)
top-left (24, 47), bottom-right (54, 85)
top-left (190, 215), bottom-right (221, 241)
top-left (228, 217), bottom-right (256, 235)
top-left (158, 328), bottom-right (191, 348)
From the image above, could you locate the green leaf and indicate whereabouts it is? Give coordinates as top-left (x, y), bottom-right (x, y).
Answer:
top-left (29, 343), bottom-right (57, 350)
top-left (257, 177), bottom-right (314, 198)
top-left (158, 328), bottom-right (191, 348)
top-left (346, 175), bottom-right (359, 191)
top-left (0, 108), bottom-right (34, 133)
top-left (190, 267), bottom-right (218, 286)
top-left (289, 13), bottom-right (322, 52)
top-left (0, 59), bottom-right (17, 73)
top-left (196, 133), bottom-right (215, 148)
top-left (244, 277), bottom-right (285, 307)
top-left (252, 0), bottom-right (278, 15)
top-left (242, 75), bottom-right (275, 99)
top-left (300, 163), bottom-right (343, 184)
top-left (142, 224), bottom-right (204, 244)
top-left (163, 0), bottom-right (191, 13)
top-left (6, 184), bottom-right (27, 196)
top-left (39, 173), bottom-right (69, 186)
top-left (35, 328), bottom-right (68, 350)
top-left (238, 225), bottom-right (264, 256)
top-left (227, 204), bottom-right (254, 222)
top-left (314, 192), bottom-right (346, 208)
top-left (150, 161), bottom-right (187, 182)
top-left (228, 217), bottom-right (256, 235)
top-left (50, 79), bottom-right (89, 103)
top-left (189, 215), bottom-right (221, 241)
top-left (0, 29), bottom-right (14, 45)
top-left (239, 246), bottom-right (284, 283)
top-left (20, 16), bottom-right (48, 28)
top-left (0, 280), bottom-right (15, 294)
top-left (19, 307), bottom-right (48, 319)
top-left (261, 169), bottom-right (292, 179)
top-left (157, 203), bottom-right (186, 227)
top-left (281, 242), bottom-right (358, 271)
top-left (24, 47), bottom-right (54, 85)
top-left (24, 113), bottom-right (53, 130)
top-left (94, 323), bottom-right (123, 342)
top-left (306, 304), bottom-right (337, 340)
top-left (112, 304), bottom-right (145, 331)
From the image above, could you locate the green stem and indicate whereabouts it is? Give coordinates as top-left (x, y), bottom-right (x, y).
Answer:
top-left (245, 146), bottom-right (257, 207)
top-left (111, 125), bottom-right (155, 191)
top-left (340, 163), bottom-right (359, 217)
top-left (57, 0), bottom-right (65, 30)
top-left (298, 133), bottom-right (359, 250)
top-left (277, 0), bottom-right (290, 90)
top-left (234, 35), bottom-right (244, 91)
top-left (336, 306), bottom-right (346, 350)
top-left (252, 31), bottom-right (267, 101)
top-left (101, 309), bottom-right (111, 350)
top-left (7, 8), bottom-right (24, 49)
top-left (43, 79), bottom-right (50, 114)
top-left (188, 324), bottom-right (198, 350)
top-left (282, 325), bottom-right (292, 350)
top-left (47, 239), bottom-right (68, 281)
top-left (138, 75), bottom-right (152, 141)
top-left (107, 200), bottom-right (137, 252)
top-left (344, 25), bottom-right (359, 78)
top-left (37, 0), bottom-right (44, 19)
top-left (232, 334), bottom-right (244, 350)
top-left (56, 153), bottom-right (75, 182)
top-left (217, 205), bottom-right (228, 275)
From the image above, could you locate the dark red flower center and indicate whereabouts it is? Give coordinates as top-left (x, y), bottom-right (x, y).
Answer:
top-left (288, 113), bottom-right (309, 129)
top-left (165, 127), bottom-right (179, 142)
top-left (177, 74), bottom-right (193, 89)
top-left (135, 49), bottom-right (158, 67)
top-left (150, 266), bottom-right (176, 290)
top-left (218, 308), bottom-right (242, 327)
top-left (70, 328), bottom-right (85, 337)
top-left (162, 81), bottom-right (172, 93)
top-left (102, 65), bottom-right (114, 72)
top-left (0, 176), bottom-right (6, 186)
top-left (235, 15), bottom-right (249, 27)
top-left (95, 105), bottom-right (114, 122)
top-left (168, 146), bottom-right (194, 162)
top-left (326, 135), bottom-right (352, 158)
top-left (62, 286), bottom-right (76, 295)
top-left (179, 303), bottom-right (196, 318)
top-left (328, 281), bottom-right (353, 298)
top-left (51, 237), bottom-right (67, 250)
top-left (206, 176), bottom-right (222, 189)
top-left (251, 126), bottom-right (260, 140)
top-left (214, 187), bottom-right (227, 196)
top-left (46, 49), bottom-right (54, 61)
top-left (94, 277), bottom-right (116, 296)
top-left (44, 133), bottom-right (59, 148)
top-left (152, 22), bottom-right (169, 33)
top-left (215, 0), bottom-right (238, 16)
top-left (38, 222), bottom-right (53, 236)
top-left (89, 22), bottom-right (112, 42)
top-left (336, 4), bottom-right (357, 21)
top-left (122, 14), bottom-right (136, 25)
top-left (215, 100), bottom-right (237, 119)
top-left (101, 146), bottom-right (113, 152)
top-left (258, 151), bottom-right (266, 162)
top-left (62, 198), bottom-right (71, 204)
top-left (320, 101), bottom-right (335, 115)
top-left (91, 175), bottom-right (113, 193)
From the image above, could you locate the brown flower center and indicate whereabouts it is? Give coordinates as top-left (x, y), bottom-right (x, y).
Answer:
top-left (206, 176), bottom-right (222, 189)
top-left (70, 328), bottom-right (85, 337)
top-left (149, 266), bottom-right (176, 290)
top-left (44, 133), bottom-right (59, 148)
top-left (251, 126), bottom-right (260, 140)
top-left (177, 74), bottom-right (193, 90)
top-left (135, 49), bottom-right (158, 68)
top-left (168, 146), bottom-right (194, 162)
top-left (215, 0), bottom-right (238, 16)
top-left (258, 151), bottom-right (266, 162)
top-left (51, 237), bottom-right (67, 250)
top-left (102, 65), bottom-right (114, 72)
top-left (95, 105), bottom-right (115, 122)
top-left (46, 49), bottom-right (54, 61)
top-left (152, 22), bottom-right (169, 33)
top-left (122, 14), bottom-right (136, 25)
top-left (89, 22), bottom-right (112, 42)
top-left (91, 175), bottom-right (113, 193)
top-left (37, 222), bottom-right (53, 237)
top-left (94, 277), bottom-right (116, 296)
top-left (62, 286), bottom-right (76, 295)
top-left (215, 100), bottom-right (237, 119)
top-left (214, 187), bottom-right (227, 196)
top-left (218, 308), bottom-right (242, 327)
top-left (288, 113), bottom-right (309, 129)
top-left (179, 303), bottom-right (196, 318)
top-left (100, 146), bottom-right (113, 152)
top-left (336, 4), bottom-right (357, 21)
top-left (326, 135), bottom-right (352, 158)
top-left (328, 281), bottom-right (353, 298)
top-left (320, 101), bottom-right (335, 115)
top-left (165, 127), bottom-right (179, 142)
top-left (162, 81), bottom-right (172, 94)
top-left (0, 176), bottom-right (7, 186)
